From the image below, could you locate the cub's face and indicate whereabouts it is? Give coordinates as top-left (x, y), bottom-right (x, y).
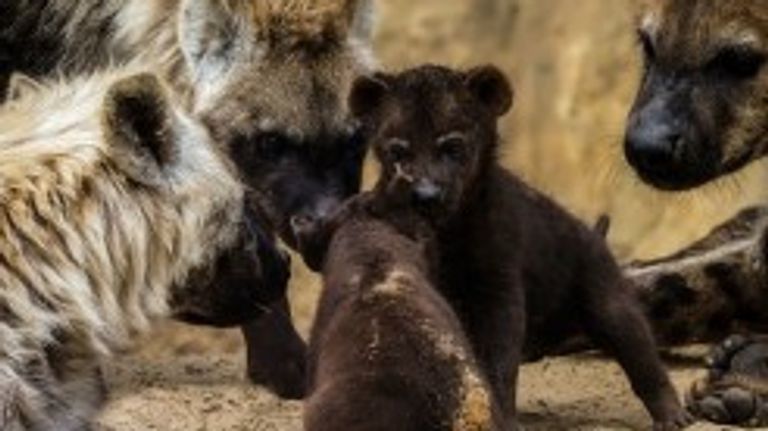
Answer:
top-left (625, 0), bottom-right (768, 190)
top-left (350, 65), bottom-right (512, 225)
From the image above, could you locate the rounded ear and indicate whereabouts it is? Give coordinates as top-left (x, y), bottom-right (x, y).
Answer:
top-left (465, 65), bottom-right (514, 117)
top-left (349, 74), bottom-right (391, 120)
top-left (102, 73), bottom-right (177, 185)
top-left (179, 0), bottom-right (241, 81)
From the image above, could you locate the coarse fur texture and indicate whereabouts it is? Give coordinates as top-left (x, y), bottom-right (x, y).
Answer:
top-left (334, 64), bottom-right (692, 430)
top-left (0, 68), bottom-right (260, 430)
top-left (304, 187), bottom-right (503, 431)
top-left (179, 0), bottom-right (375, 398)
top-left (1, 0), bottom-right (378, 398)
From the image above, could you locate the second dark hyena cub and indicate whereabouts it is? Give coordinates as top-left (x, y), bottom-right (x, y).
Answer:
top-left (304, 179), bottom-right (502, 431)
top-left (340, 65), bottom-right (692, 430)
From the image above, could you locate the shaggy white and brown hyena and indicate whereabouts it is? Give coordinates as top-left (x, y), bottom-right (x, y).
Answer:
top-left (0, 68), bottom-right (284, 430)
top-left (2, 0), bottom-right (376, 398)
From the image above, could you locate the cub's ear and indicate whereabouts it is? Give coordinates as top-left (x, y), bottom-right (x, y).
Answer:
top-left (465, 65), bottom-right (514, 117)
top-left (349, 73), bottom-right (391, 121)
top-left (343, 0), bottom-right (376, 42)
top-left (179, 0), bottom-right (242, 82)
top-left (102, 73), bottom-right (178, 185)
top-left (7, 73), bottom-right (43, 101)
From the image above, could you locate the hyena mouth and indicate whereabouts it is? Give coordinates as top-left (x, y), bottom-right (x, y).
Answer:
top-left (639, 141), bottom-right (760, 191)
top-left (631, 152), bottom-right (721, 191)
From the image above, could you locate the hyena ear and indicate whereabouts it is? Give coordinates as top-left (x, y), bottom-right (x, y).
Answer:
top-left (179, 0), bottom-right (242, 82)
top-left (349, 74), bottom-right (391, 120)
top-left (7, 73), bottom-right (44, 101)
top-left (465, 65), bottom-right (514, 117)
top-left (102, 74), bottom-right (178, 185)
top-left (343, 0), bottom-right (376, 42)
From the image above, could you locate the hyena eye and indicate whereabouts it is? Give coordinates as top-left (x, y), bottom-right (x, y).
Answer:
top-left (255, 132), bottom-right (291, 160)
top-left (637, 30), bottom-right (656, 63)
top-left (708, 46), bottom-right (766, 80)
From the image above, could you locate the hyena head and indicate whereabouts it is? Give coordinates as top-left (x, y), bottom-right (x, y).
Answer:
top-left (350, 65), bottom-right (513, 225)
top-left (625, 0), bottom-right (768, 190)
top-left (102, 73), bottom-right (287, 326)
top-left (178, 0), bottom-right (374, 248)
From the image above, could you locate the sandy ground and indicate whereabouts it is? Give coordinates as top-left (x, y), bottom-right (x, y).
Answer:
top-left (86, 2), bottom-right (768, 430)
top-left (94, 321), bottom-right (742, 431)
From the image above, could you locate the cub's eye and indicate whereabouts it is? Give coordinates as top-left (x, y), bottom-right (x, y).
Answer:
top-left (437, 133), bottom-right (467, 162)
top-left (384, 139), bottom-right (411, 163)
top-left (637, 30), bottom-right (656, 63)
top-left (708, 46), bottom-right (766, 80)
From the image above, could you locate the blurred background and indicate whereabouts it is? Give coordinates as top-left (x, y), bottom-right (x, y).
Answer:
top-left (105, 2), bottom-right (766, 429)
top-left (376, 0), bottom-right (768, 261)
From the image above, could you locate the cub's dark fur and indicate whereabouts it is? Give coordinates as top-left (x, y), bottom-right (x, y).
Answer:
top-left (304, 186), bottom-right (502, 431)
top-left (330, 64), bottom-right (692, 430)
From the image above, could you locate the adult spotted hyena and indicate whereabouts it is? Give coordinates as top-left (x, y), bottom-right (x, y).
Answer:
top-left (1, 0), bottom-right (375, 243)
top-left (0, 68), bottom-right (280, 430)
top-left (622, 0), bottom-right (768, 426)
top-left (180, 0), bottom-right (374, 398)
top-left (2, 0), bottom-right (376, 398)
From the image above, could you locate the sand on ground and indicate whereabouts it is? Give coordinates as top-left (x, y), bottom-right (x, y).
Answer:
top-left (95, 315), bottom-right (738, 430)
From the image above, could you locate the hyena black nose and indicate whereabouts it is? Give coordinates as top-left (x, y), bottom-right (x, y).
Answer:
top-left (412, 179), bottom-right (443, 207)
top-left (625, 118), bottom-right (683, 176)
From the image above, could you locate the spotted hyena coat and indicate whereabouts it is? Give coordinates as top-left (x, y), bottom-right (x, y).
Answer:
top-left (0, 68), bottom-right (274, 430)
top-left (1, 0), bottom-right (377, 398)
top-left (623, 0), bottom-right (768, 426)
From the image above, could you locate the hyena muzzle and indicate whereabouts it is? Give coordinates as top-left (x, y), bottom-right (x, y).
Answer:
top-left (179, 0), bottom-right (375, 398)
top-left (623, 0), bottom-right (768, 426)
top-left (2, 0), bottom-right (377, 399)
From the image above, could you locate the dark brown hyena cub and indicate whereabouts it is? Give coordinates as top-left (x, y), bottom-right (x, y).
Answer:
top-left (340, 65), bottom-right (692, 430)
top-left (303, 178), bottom-right (503, 431)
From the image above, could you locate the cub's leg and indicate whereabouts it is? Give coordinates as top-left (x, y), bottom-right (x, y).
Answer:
top-left (582, 274), bottom-right (692, 430)
top-left (462, 282), bottom-right (525, 430)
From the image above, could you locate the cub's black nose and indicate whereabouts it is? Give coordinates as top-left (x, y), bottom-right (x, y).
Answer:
top-left (411, 179), bottom-right (443, 207)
